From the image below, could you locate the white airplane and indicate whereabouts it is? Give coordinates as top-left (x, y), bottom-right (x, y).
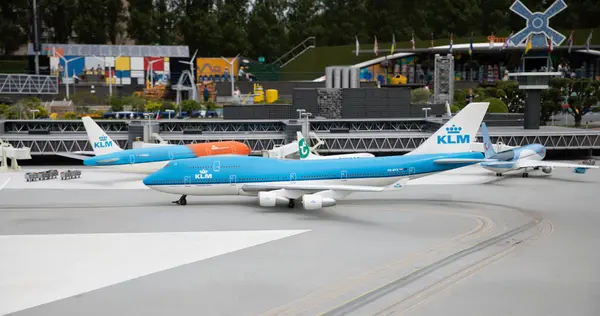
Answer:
top-left (477, 122), bottom-right (598, 177)
top-left (296, 131), bottom-right (375, 159)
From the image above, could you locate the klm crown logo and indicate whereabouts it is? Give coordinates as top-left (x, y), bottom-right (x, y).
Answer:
top-left (437, 124), bottom-right (470, 144)
top-left (195, 169), bottom-right (212, 179)
top-left (93, 135), bottom-right (113, 149)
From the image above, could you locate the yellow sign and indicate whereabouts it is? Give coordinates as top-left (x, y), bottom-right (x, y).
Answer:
top-left (195, 58), bottom-right (239, 80)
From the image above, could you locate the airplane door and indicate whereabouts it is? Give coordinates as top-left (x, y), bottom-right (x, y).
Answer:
top-left (184, 176), bottom-right (191, 186)
top-left (289, 173), bottom-right (296, 183)
top-left (168, 152), bottom-right (174, 160)
top-left (409, 167), bottom-right (416, 175)
top-left (341, 170), bottom-right (347, 181)
top-left (129, 155), bottom-right (135, 164)
top-left (229, 175), bottom-right (237, 186)
top-left (213, 161), bottom-right (221, 172)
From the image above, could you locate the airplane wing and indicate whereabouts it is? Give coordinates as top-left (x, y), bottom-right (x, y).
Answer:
top-left (241, 178), bottom-right (410, 193)
top-left (515, 160), bottom-right (600, 170)
top-left (434, 158), bottom-right (497, 164)
top-left (55, 152), bottom-right (94, 160)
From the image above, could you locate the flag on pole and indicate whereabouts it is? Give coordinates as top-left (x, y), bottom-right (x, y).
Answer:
top-left (410, 31), bottom-right (415, 50)
top-left (525, 34), bottom-right (532, 54)
top-left (489, 33), bottom-right (494, 49)
top-left (391, 34), bottom-right (396, 54)
top-left (449, 33), bottom-right (453, 53)
top-left (502, 32), bottom-right (513, 50)
top-left (468, 33), bottom-right (474, 56)
top-left (548, 35), bottom-right (553, 53)
top-left (374, 36), bottom-right (379, 56)
top-left (586, 30), bottom-right (593, 51)
top-left (355, 36), bottom-right (360, 56)
top-left (156, 111), bottom-right (161, 120)
top-left (567, 30), bottom-right (574, 53)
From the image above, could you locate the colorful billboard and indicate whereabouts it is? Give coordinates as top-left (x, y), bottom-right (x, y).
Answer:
top-left (195, 58), bottom-right (239, 80)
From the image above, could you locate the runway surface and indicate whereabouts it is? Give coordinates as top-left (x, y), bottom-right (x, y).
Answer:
top-left (0, 164), bottom-right (599, 315)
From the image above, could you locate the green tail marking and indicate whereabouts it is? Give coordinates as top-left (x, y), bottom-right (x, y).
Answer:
top-left (298, 138), bottom-right (310, 159)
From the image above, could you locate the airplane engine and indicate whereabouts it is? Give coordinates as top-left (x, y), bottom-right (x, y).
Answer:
top-left (258, 192), bottom-right (289, 207)
top-left (302, 194), bottom-right (336, 210)
top-left (542, 166), bottom-right (553, 174)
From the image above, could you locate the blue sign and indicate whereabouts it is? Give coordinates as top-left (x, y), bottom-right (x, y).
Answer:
top-left (93, 135), bottom-right (113, 149)
top-left (510, 0), bottom-right (567, 48)
top-left (437, 125), bottom-right (470, 144)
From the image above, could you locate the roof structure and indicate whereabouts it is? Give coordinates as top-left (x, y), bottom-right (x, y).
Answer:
top-left (27, 43), bottom-right (190, 58)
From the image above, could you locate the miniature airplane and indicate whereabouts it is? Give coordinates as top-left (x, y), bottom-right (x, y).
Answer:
top-left (142, 102), bottom-right (490, 208)
top-left (476, 122), bottom-right (598, 177)
top-left (72, 117), bottom-right (252, 174)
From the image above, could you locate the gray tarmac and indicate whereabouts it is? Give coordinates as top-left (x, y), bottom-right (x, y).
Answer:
top-left (0, 165), bottom-right (599, 315)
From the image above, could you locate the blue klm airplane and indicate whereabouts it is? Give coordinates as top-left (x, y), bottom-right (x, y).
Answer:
top-left (143, 102), bottom-right (490, 209)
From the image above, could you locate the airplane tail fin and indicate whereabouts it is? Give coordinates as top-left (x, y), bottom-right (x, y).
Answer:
top-left (81, 116), bottom-right (123, 156)
top-left (296, 131), bottom-right (316, 159)
top-left (407, 102), bottom-right (489, 155)
top-left (480, 122), bottom-right (496, 159)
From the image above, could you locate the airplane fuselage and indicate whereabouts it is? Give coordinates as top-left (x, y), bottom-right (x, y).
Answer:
top-left (480, 144), bottom-right (546, 173)
top-left (143, 151), bottom-right (484, 196)
top-left (83, 141), bottom-right (251, 174)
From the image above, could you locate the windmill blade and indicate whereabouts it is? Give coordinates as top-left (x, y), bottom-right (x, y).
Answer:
top-left (190, 49), bottom-right (198, 62)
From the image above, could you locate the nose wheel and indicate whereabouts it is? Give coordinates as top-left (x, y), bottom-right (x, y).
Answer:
top-left (522, 173), bottom-right (529, 178)
top-left (173, 195), bottom-right (187, 205)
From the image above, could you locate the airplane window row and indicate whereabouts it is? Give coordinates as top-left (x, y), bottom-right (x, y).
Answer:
top-left (187, 166), bottom-right (211, 169)
top-left (222, 165), bottom-right (240, 168)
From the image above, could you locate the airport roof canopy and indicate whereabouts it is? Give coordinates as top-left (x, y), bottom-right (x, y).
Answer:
top-left (27, 43), bottom-right (190, 58)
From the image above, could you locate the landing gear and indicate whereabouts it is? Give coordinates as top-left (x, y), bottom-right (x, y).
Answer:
top-left (533, 167), bottom-right (540, 170)
top-left (522, 173), bottom-right (529, 178)
top-left (288, 199), bottom-right (296, 208)
top-left (495, 173), bottom-right (503, 177)
top-left (173, 195), bottom-right (187, 205)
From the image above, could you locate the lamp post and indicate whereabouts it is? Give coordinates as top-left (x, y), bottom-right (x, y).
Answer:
top-left (30, 109), bottom-right (40, 120)
top-left (166, 109), bottom-right (175, 120)
top-left (221, 54), bottom-right (240, 97)
top-left (56, 52), bottom-right (83, 100)
top-left (422, 107), bottom-right (431, 118)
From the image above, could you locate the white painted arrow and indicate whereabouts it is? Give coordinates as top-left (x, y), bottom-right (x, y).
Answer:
top-left (0, 230), bottom-right (309, 315)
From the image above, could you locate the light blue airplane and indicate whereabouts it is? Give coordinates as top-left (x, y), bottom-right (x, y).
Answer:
top-left (476, 122), bottom-right (598, 177)
top-left (142, 102), bottom-right (490, 209)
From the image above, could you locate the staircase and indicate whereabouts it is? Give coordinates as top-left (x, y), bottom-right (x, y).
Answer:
top-left (273, 37), bottom-right (316, 68)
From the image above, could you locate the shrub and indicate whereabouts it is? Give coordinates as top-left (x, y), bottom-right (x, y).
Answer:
top-left (63, 112), bottom-right (78, 119)
top-left (204, 100), bottom-right (217, 111)
top-left (145, 101), bottom-right (162, 112)
top-left (180, 99), bottom-right (202, 113)
top-left (109, 96), bottom-right (124, 112)
top-left (122, 95), bottom-right (146, 112)
top-left (483, 97), bottom-right (508, 113)
top-left (450, 105), bottom-right (460, 113)
top-left (160, 101), bottom-right (175, 111)
top-left (411, 88), bottom-right (430, 104)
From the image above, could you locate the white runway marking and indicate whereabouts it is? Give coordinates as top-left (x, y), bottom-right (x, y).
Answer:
top-left (0, 177), bottom-right (10, 191)
top-left (0, 230), bottom-right (309, 315)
